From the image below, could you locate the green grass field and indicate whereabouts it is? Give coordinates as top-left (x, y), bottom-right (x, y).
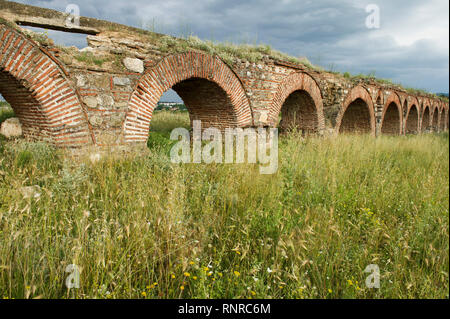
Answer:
top-left (0, 110), bottom-right (448, 299)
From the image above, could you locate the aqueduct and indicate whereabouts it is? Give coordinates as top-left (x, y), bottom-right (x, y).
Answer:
top-left (0, 1), bottom-right (448, 149)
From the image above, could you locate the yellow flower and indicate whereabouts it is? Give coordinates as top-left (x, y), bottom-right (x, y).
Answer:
top-left (141, 291), bottom-right (147, 297)
top-left (184, 272), bottom-right (191, 277)
top-left (250, 291), bottom-right (256, 296)
top-left (189, 261), bottom-right (195, 265)
top-left (25, 286), bottom-right (31, 290)
top-left (171, 274), bottom-right (176, 279)
top-left (193, 276), bottom-right (198, 280)
top-left (347, 280), bottom-right (353, 286)
top-left (234, 271), bottom-right (240, 277)
top-left (328, 289), bottom-right (332, 293)
top-left (203, 266), bottom-right (209, 272)
top-left (279, 285), bottom-right (284, 289)
top-left (180, 285), bottom-right (185, 291)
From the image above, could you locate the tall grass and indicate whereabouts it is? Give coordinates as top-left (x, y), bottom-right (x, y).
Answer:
top-left (0, 111), bottom-right (448, 299)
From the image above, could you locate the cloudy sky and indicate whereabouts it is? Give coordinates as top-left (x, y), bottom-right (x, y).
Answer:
top-left (11, 0), bottom-right (450, 100)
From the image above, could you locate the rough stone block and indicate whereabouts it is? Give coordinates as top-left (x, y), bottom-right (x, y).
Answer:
top-left (0, 117), bottom-right (23, 138)
top-left (123, 57), bottom-right (144, 73)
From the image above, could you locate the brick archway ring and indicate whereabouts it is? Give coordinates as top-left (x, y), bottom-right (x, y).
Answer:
top-left (124, 52), bottom-right (252, 143)
top-left (380, 93), bottom-right (403, 135)
top-left (0, 25), bottom-right (92, 147)
top-left (268, 71), bottom-right (324, 131)
top-left (405, 96), bottom-right (420, 133)
top-left (335, 85), bottom-right (376, 136)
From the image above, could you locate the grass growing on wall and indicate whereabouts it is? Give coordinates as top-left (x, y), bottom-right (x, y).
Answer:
top-left (0, 111), bottom-right (448, 299)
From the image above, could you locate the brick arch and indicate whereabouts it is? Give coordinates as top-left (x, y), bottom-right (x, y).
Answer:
top-left (380, 93), bottom-right (403, 135)
top-left (421, 103), bottom-right (431, 132)
top-left (431, 103), bottom-right (439, 132)
top-left (405, 96), bottom-right (420, 134)
top-left (0, 25), bottom-right (91, 147)
top-left (124, 52), bottom-right (252, 142)
top-left (335, 85), bottom-right (376, 135)
top-left (268, 71), bottom-right (324, 133)
top-left (439, 104), bottom-right (445, 132)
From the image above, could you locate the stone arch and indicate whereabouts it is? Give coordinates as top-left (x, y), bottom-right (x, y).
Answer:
top-left (421, 103), bottom-right (431, 132)
top-left (438, 104), bottom-right (444, 131)
top-left (405, 99), bottom-right (420, 134)
top-left (380, 93), bottom-right (402, 135)
top-left (335, 85), bottom-right (376, 135)
top-left (431, 104), bottom-right (439, 132)
top-left (0, 24), bottom-right (91, 147)
top-left (124, 52), bottom-right (252, 143)
top-left (269, 71), bottom-right (324, 134)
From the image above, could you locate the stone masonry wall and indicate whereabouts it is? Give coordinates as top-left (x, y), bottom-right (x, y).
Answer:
top-left (0, 0), bottom-right (448, 149)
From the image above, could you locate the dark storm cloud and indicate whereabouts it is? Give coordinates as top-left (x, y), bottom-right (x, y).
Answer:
top-left (13, 0), bottom-right (449, 93)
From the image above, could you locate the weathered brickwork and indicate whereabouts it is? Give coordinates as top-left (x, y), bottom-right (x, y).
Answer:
top-left (0, 1), bottom-right (448, 150)
top-left (0, 24), bottom-right (91, 147)
top-left (380, 93), bottom-right (402, 135)
top-left (124, 52), bottom-right (252, 143)
top-left (335, 86), bottom-right (376, 135)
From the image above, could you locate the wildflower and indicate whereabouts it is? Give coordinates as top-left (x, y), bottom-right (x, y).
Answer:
top-left (141, 291), bottom-right (147, 297)
top-left (328, 289), bottom-right (333, 293)
top-left (184, 272), bottom-right (191, 277)
top-left (207, 271), bottom-right (213, 276)
top-left (171, 274), bottom-right (176, 279)
top-left (189, 261), bottom-right (195, 265)
top-left (234, 271), bottom-right (240, 277)
top-left (193, 276), bottom-right (198, 280)
top-left (25, 286), bottom-right (31, 290)
top-left (180, 285), bottom-right (185, 291)
top-left (347, 279), bottom-right (353, 286)
top-left (251, 291), bottom-right (256, 296)
top-left (267, 267), bottom-right (273, 273)
top-left (203, 266), bottom-right (209, 272)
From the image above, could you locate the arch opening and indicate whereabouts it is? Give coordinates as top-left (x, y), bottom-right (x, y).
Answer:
top-left (405, 105), bottom-right (419, 134)
top-left (125, 52), bottom-right (252, 143)
top-left (339, 98), bottom-right (372, 134)
top-left (173, 78), bottom-right (237, 129)
top-left (278, 90), bottom-right (318, 134)
top-left (431, 111), bottom-right (439, 132)
top-left (0, 68), bottom-right (52, 140)
top-left (439, 111), bottom-right (445, 131)
top-left (381, 102), bottom-right (401, 135)
top-left (0, 25), bottom-right (91, 147)
top-left (422, 107), bottom-right (431, 132)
